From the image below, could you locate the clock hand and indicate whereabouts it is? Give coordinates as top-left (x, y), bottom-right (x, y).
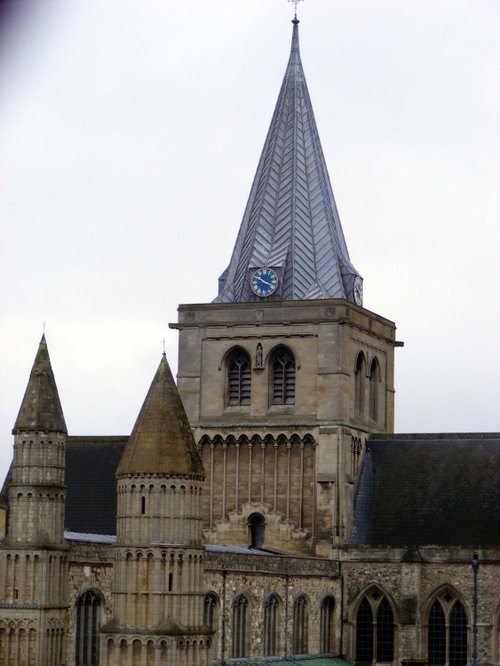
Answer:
top-left (259, 278), bottom-right (274, 287)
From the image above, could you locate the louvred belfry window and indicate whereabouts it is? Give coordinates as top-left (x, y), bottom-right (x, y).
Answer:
top-left (227, 349), bottom-right (251, 406)
top-left (272, 347), bottom-right (296, 405)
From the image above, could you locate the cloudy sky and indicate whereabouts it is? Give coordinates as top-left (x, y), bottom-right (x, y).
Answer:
top-left (0, 0), bottom-right (499, 485)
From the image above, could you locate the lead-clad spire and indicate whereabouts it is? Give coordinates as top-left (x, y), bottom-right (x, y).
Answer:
top-left (215, 19), bottom-right (362, 304)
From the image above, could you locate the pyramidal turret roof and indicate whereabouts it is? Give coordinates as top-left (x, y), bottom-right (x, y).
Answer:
top-left (116, 353), bottom-right (204, 477)
top-left (13, 334), bottom-right (67, 434)
top-left (215, 19), bottom-right (362, 304)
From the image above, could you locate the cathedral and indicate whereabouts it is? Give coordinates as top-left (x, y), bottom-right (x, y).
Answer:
top-left (0, 16), bottom-right (499, 666)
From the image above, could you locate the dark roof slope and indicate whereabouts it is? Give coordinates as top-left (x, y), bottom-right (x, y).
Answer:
top-left (13, 335), bottom-right (67, 434)
top-left (65, 436), bottom-right (126, 534)
top-left (350, 434), bottom-right (500, 547)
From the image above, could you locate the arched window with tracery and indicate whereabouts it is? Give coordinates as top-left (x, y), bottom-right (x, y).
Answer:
top-left (292, 594), bottom-right (308, 655)
top-left (354, 352), bottom-right (366, 416)
top-left (369, 357), bottom-right (380, 421)
top-left (203, 592), bottom-right (219, 633)
top-left (320, 595), bottom-right (335, 653)
top-left (271, 346), bottom-right (296, 405)
top-left (355, 590), bottom-right (394, 663)
top-left (263, 593), bottom-right (281, 656)
top-left (427, 592), bottom-right (468, 666)
top-left (227, 348), bottom-right (251, 406)
top-left (232, 594), bottom-right (250, 658)
top-left (76, 589), bottom-right (102, 666)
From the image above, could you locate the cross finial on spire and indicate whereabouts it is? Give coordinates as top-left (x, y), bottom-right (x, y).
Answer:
top-left (288, 0), bottom-right (303, 21)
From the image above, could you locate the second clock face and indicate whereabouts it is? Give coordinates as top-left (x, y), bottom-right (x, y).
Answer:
top-left (353, 276), bottom-right (363, 306)
top-left (250, 268), bottom-right (279, 297)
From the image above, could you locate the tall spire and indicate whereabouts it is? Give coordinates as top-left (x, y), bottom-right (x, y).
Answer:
top-left (215, 19), bottom-right (362, 304)
top-left (13, 334), bottom-right (67, 434)
top-left (116, 353), bottom-right (204, 477)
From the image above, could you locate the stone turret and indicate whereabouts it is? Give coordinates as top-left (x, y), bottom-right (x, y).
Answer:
top-left (0, 335), bottom-right (68, 665)
top-left (101, 352), bottom-right (211, 666)
top-left (8, 334), bottom-right (67, 546)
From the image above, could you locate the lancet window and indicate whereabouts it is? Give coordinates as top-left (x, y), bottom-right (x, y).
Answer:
top-left (231, 594), bottom-right (250, 658)
top-left (76, 589), bottom-right (102, 666)
top-left (292, 594), bottom-right (308, 655)
top-left (427, 593), bottom-right (467, 666)
top-left (271, 346), bottom-right (296, 405)
top-left (263, 593), bottom-right (281, 656)
top-left (320, 595), bottom-right (335, 653)
top-left (204, 592), bottom-right (219, 633)
top-left (354, 352), bottom-right (366, 416)
top-left (227, 348), bottom-right (251, 406)
top-left (355, 590), bottom-right (395, 663)
top-left (369, 357), bottom-right (380, 421)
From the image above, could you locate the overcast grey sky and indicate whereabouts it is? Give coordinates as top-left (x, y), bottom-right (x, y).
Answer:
top-left (1, 0), bottom-right (499, 485)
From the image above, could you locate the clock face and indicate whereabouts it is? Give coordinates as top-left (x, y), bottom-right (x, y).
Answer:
top-left (353, 277), bottom-right (363, 306)
top-left (250, 268), bottom-right (279, 297)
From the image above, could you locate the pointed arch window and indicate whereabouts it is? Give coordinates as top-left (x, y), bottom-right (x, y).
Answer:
top-left (369, 357), bottom-right (380, 421)
top-left (227, 348), bottom-right (251, 406)
top-left (428, 593), bottom-right (467, 666)
top-left (355, 590), bottom-right (394, 663)
top-left (232, 594), bottom-right (250, 658)
top-left (354, 352), bottom-right (366, 416)
top-left (204, 591), bottom-right (219, 633)
top-left (292, 594), bottom-right (308, 655)
top-left (271, 346), bottom-right (296, 405)
top-left (320, 595), bottom-right (335, 653)
top-left (76, 589), bottom-right (102, 666)
top-left (263, 593), bottom-right (281, 656)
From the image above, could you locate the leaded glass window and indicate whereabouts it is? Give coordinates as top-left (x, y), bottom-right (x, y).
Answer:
top-left (320, 595), bottom-right (335, 653)
top-left (76, 590), bottom-right (102, 666)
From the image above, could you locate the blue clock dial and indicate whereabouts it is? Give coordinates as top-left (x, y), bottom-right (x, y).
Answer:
top-left (250, 268), bottom-right (279, 297)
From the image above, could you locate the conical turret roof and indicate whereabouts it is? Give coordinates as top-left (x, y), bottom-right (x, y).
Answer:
top-left (216, 19), bottom-right (362, 304)
top-left (13, 334), bottom-right (67, 434)
top-left (116, 353), bottom-right (204, 477)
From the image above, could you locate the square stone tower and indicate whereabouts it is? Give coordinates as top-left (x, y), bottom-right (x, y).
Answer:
top-left (172, 20), bottom-right (401, 556)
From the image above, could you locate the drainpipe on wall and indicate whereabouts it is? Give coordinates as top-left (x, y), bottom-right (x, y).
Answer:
top-left (284, 570), bottom-right (289, 658)
top-left (335, 425), bottom-right (342, 544)
top-left (471, 553), bottom-right (479, 666)
top-left (221, 568), bottom-right (227, 665)
top-left (339, 559), bottom-right (345, 659)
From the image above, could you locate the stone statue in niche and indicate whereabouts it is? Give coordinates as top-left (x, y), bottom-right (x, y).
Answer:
top-left (255, 342), bottom-right (263, 369)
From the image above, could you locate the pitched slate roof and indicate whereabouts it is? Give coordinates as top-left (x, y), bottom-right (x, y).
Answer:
top-left (350, 434), bottom-right (500, 547)
top-left (65, 436), bottom-right (126, 535)
top-left (12, 334), bottom-right (67, 435)
top-left (215, 19), bottom-right (361, 304)
top-left (116, 353), bottom-right (204, 478)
